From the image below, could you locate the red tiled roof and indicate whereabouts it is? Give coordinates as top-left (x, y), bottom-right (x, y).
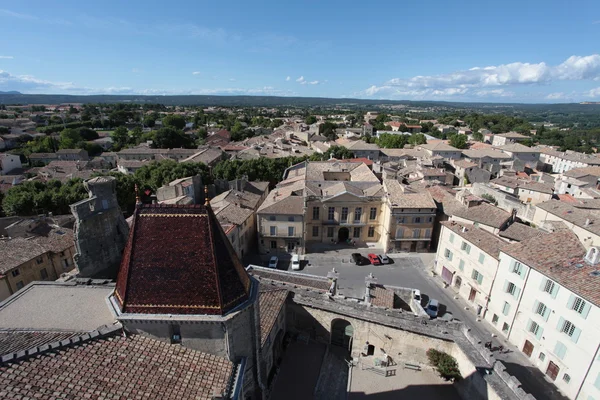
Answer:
top-left (115, 204), bottom-right (251, 315)
top-left (370, 286), bottom-right (395, 308)
top-left (557, 194), bottom-right (580, 204)
top-left (329, 157), bottom-right (374, 166)
top-left (0, 334), bottom-right (235, 399)
top-left (259, 287), bottom-right (288, 346)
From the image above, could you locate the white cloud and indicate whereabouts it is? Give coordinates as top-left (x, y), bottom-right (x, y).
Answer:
top-left (546, 92), bottom-right (567, 100)
top-left (0, 8), bottom-right (37, 20)
top-left (192, 71), bottom-right (201, 75)
top-left (362, 54), bottom-right (600, 99)
top-left (0, 56), bottom-right (14, 59)
top-left (131, 68), bottom-right (142, 73)
top-left (229, 78), bottom-right (236, 82)
top-left (587, 87), bottom-right (600, 97)
top-left (285, 76), bottom-right (290, 81)
top-left (296, 76), bottom-right (305, 83)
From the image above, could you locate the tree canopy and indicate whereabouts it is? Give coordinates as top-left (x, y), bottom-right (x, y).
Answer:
top-left (2, 179), bottom-right (87, 216)
top-left (376, 133), bottom-right (408, 149)
top-left (448, 134), bottom-right (468, 149)
top-left (162, 114), bottom-right (187, 130)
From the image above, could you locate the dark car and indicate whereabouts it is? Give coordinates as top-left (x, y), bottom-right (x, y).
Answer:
top-left (351, 253), bottom-right (368, 265)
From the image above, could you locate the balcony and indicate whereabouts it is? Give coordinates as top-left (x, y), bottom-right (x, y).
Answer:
top-left (261, 231), bottom-right (301, 238)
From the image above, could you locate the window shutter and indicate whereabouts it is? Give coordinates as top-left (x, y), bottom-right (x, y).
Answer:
top-left (551, 284), bottom-right (559, 299)
top-left (449, 252), bottom-right (453, 261)
top-left (536, 326), bottom-right (544, 341)
top-left (539, 278), bottom-right (547, 291)
top-left (532, 300), bottom-right (539, 313)
top-left (554, 341), bottom-right (567, 360)
top-left (477, 274), bottom-right (483, 285)
top-left (582, 302), bottom-right (592, 319)
top-left (557, 317), bottom-right (565, 331)
top-left (571, 327), bottom-right (581, 344)
top-left (513, 286), bottom-right (521, 300)
top-left (527, 319), bottom-right (533, 331)
top-left (543, 306), bottom-right (550, 322)
top-left (567, 294), bottom-right (575, 310)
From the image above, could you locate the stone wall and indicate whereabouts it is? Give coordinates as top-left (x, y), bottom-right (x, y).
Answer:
top-left (70, 177), bottom-right (129, 278)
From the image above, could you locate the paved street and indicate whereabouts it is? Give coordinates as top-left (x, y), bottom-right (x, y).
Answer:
top-left (249, 247), bottom-right (569, 400)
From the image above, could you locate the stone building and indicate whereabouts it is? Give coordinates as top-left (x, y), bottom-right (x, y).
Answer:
top-left (70, 176), bottom-right (129, 278)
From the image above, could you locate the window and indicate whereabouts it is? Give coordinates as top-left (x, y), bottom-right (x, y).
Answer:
top-left (506, 282), bottom-right (516, 295)
top-left (312, 207), bottom-right (319, 220)
top-left (102, 199), bottom-right (109, 210)
top-left (16, 281), bottom-right (24, 290)
top-left (328, 207), bottom-right (335, 221)
top-left (571, 296), bottom-right (586, 314)
top-left (312, 226), bottom-right (319, 237)
top-left (502, 323), bottom-right (510, 333)
top-left (539, 352), bottom-right (545, 361)
top-left (288, 227), bottom-right (294, 236)
top-left (269, 215), bottom-right (276, 221)
top-left (502, 302), bottom-right (510, 316)
top-left (472, 269), bottom-right (483, 284)
top-left (341, 207), bottom-right (348, 222)
top-left (428, 217), bottom-right (433, 222)
top-left (413, 229), bottom-right (420, 238)
top-left (396, 228), bottom-right (404, 238)
top-left (270, 226), bottom-right (276, 235)
top-left (561, 319), bottom-right (576, 336)
top-left (354, 207), bottom-right (362, 222)
top-left (11, 269), bottom-right (20, 277)
top-left (288, 216), bottom-right (294, 222)
top-left (459, 259), bottom-right (465, 271)
top-left (595, 373), bottom-right (600, 390)
top-left (444, 249), bottom-right (453, 261)
top-left (397, 217), bottom-right (406, 223)
top-left (534, 301), bottom-right (549, 320)
top-left (461, 241), bottom-right (471, 254)
top-left (512, 262), bottom-right (523, 277)
top-left (369, 207), bottom-right (377, 220)
top-left (491, 314), bottom-right (499, 325)
top-left (542, 278), bottom-right (558, 298)
top-left (563, 374), bottom-right (571, 384)
top-left (478, 253), bottom-right (485, 264)
top-left (557, 317), bottom-right (581, 343)
top-left (62, 259), bottom-right (69, 269)
top-left (414, 217), bottom-right (421, 223)
top-left (40, 268), bottom-right (48, 279)
top-left (353, 227), bottom-right (361, 238)
top-left (368, 226), bottom-right (375, 238)
top-left (36, 257), bottom-right (43, 265)
top-left (327, 227), bottom-right (334, 238)
top-left (424, 229), bottom-right (431, 238)
top-left (554, 341), bottom-right (567, 360)
top-left (449, 233), bottom-right (455, 243)
top-left (270, 241), bottom-right (277, 249)
top-left (529, 320), bottom-right (541, 337)
top-left (170, 324), bottom-right (181, 344)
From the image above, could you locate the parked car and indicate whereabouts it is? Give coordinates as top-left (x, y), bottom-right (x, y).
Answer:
top-left (368, 253), bottom-right (381, 265)
top-left (291, 254), bottom-right (300, 271)
top-left (413, 289), bottom-right (421, 303)
top-left (268, 256), bottom-right (278, 269)
top-left (379, 254), bottom-right (390, 264)
top-left (425, 299), bottom-right (439, 318)
top-left (351, 253), bottom-right (368, 265)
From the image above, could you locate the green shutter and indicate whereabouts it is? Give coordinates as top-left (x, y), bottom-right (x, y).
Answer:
top-left (571, 327), bottom-right (581, 344)
top-left (557, 317), bottom-right (565, 331)
top-left (536, 325), bottom-right (544, 341)
top-left (542, 306), bottom-right (550, 322)
top-left (479, 253), bottom-right (485, 264)
top-left (554, 341), bottom-right (567, 360)
top-left (532, 300), bottom-right (539, 313)
top-left (551, 283), bottom-right (559, 299)
top-left (513, 286), bottom-right (521, 300)
top-left (539, 278), bottom-right (547, 291)
top-left (503, 280), bottom-right (509, 293)
top-left (567, 294), bottom-right (575, 310)
top-left (477, 273), bottom-right (483, 285)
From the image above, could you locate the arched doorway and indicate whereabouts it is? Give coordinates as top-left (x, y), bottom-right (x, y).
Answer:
top-left (338, 227), bottom-right (349, 242)
top-left (331, 319), bottom-right (353, 352)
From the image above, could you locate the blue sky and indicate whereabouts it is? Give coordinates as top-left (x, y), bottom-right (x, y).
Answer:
top-left (1, 0), bottom-right (600, 102)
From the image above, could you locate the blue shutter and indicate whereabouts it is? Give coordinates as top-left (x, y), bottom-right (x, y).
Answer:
top-left (551, 284), bottom-right (559, 299)
top-left (567, 294), bottom-right (575, 310)
top-left (513, 286), bottom-right (521, 300)
top-left (536, 325), bottom-right (544, 341)
top-left (571, 327), bottom-right (581, 344)
top-left (554, 341), bottom-right (567, 360)
top-left (557, 317), bottom-right (565, 332)
top-left (539, 278), bottom-right (547, 291)
top-left (477, 274), bottom-right (483, 285)
top-left (582, 302), bottom-right (592, 319)
top-left (503, 280), bottom-right (509, 293)
top-left (542, 306), bottom-right (550, 322)
top-left (532, 300), bottom-right (539, 313)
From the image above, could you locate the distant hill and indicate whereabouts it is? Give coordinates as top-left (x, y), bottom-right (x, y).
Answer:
top-left (0, 93), bottom-right (599, 115)
top-left (0, 91), bottom-right (21, 95)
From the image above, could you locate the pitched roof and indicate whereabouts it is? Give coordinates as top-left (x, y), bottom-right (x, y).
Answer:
top-left (0, 334), bottom-right (235, 400)
top-left (384, 179), bottom-right (436, 209)
top-left (370, 286), bottom-right (395, 308)
top-left (0, 330), bottom-right (80, 357)
top-left (452, 203), bottom-right (511, 229)
top-left (442, 221), bottom-right (509, 260)
top-left (115, 204), bottom-right (252, 315)
top-left (564, 166), bottom-right (600, 179)
top-left (496, 143), bottom-right (539, 153)
top-left (258, 287), bottom-right (288, 346)
top-left (419, 142), bottom-right (459, 152)
top-left (247, 266), bottom-right (331, 292)
top-left (499, 222), bottom-right (544, 242)
top-left (257, 195), bottom-right (304, 215)
top-left (0, 228), bottom-right (74, 274)
top-left (536, 200), bottom-right (600, 236)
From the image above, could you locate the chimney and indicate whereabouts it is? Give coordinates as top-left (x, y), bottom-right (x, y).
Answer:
top-left (461, 226), bottom-right (467, 233)
top-left (585, 218), bottom-right (591, 226)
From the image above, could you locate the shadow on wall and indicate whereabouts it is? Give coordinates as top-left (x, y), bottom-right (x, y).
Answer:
top-left (349, 380), bottom-right (465, 400)
top-left (502, 361), bottom-right (569, 400)
top-left (287, 301), bottom-right (331, 343)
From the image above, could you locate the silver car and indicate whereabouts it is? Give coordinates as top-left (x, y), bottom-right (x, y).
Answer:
top-left (268, 256), bottom-right (278, 269)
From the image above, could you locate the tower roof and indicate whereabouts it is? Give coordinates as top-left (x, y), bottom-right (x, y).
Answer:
top-left (114, 204), bottom-right (251, 315)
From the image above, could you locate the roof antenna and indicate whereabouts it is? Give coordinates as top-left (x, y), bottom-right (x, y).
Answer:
top-left (204, 185), bottom-right (210, 206)
top-left (135, 184), bottom-right (141, 205)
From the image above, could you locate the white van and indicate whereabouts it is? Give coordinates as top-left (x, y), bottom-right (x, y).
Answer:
top-left (291, 254), bottom-right (301, 271)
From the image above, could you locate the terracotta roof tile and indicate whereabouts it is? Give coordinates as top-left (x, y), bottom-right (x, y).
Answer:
top-left (248, 267), bottom-right (330, 292)
top-left (0, 334), bottom-right (235, 400)
top-left (370, 286), bottom-right (395, 308)
top-left (258, 287), bottom-right (288, 346)
top-left (0, 330), bottom-right (80, 357)
top-left (442, 222), bottom-right (509, 260)
top-left (499, 222), bottom-right (544, 242)
top-left (452, 203), bottom-right (511, 229)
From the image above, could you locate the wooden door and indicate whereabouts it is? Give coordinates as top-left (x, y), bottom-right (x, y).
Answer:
top-left (469, 288), bottom-right (477, 302)
top-left (546, 361), bottom-right (560, 381)
top-left (522, 340), bottom-right (534, 357)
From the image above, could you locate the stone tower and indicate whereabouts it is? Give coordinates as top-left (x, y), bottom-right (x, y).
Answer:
top-left (70, 177), bottom-right (129, 278)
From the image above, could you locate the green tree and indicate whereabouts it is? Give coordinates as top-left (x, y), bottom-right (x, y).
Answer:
top-left (162, 114), bottom-right (187, 130)
top-left (448, 134), bottom-right (468, 149)
top-left (408, 133), bottom-right (427, 146)
top-left (129, 126), bottom-right (144, 145)
top-left (309, 145), bottom-right (354, 161)
top-left (319, 122), bottom-right (338, 140)
top-left (2, 179), bottom-right (87, 216)
top-left (305, 115), bottom-right (317, 125)
top-left (77, 127), bottom-right (99, 141)
top-left (472, 131), bottom-right (484, 142)
top-left (59, 128), bottom-right (83, 149)
top-left (143, 115), bottom-right (157, 128)
top-left (152, 127), bottom-right (194, 149)
top-left (111, 126), bottom-right (130, 150)
top-left (376, 133), bottom-right (408, 149)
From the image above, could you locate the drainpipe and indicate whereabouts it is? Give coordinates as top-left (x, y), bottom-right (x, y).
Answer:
top-left (575, 342), bottom-right (600, 400)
